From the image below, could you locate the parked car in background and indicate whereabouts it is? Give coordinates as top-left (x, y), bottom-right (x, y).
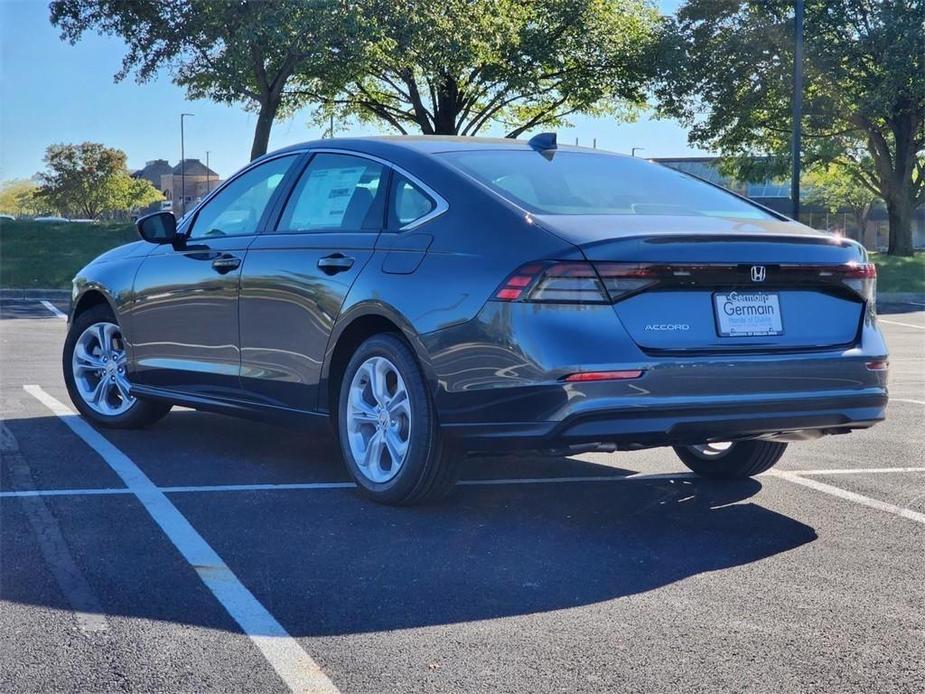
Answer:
top-left (0, 214), bottom-right (15, 222)
top-left (70, 218), bottom-right (97, 224)
top-left (34, 215), bottom-right (70, 223)
top-left (62, 135), bottom-right (888, 505)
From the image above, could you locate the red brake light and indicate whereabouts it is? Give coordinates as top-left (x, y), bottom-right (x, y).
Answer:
top-left (494, 262), bottom-right (609, 304)
top-left (493, 262), bottom-right (658, 304)
top-left (843, 262), bottom-right (877, 278)
top-left (839, 262), bottom-right (877, 304)
top-left (563, 370), bottom-right (645, 382)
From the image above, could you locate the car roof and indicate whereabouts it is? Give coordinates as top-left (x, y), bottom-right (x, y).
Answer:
top-left (269, 135), bottom-right (621, 158)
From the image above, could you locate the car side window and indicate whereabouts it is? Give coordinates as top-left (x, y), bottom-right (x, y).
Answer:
top-left (188, 155), bottom-right (297, 239)
top-left (390, 174), bottom-right (436, 228)
top-left (276, 153), bottom-right (385, 232)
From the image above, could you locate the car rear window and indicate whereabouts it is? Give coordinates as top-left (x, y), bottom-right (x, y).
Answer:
top-left (440, 150), bottom-right (776, 220)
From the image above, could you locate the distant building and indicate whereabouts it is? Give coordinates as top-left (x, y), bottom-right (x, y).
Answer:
top-left (132, 158), bottom-right (222, 216)
top-left (133, 159), bottom-right (174, 189)
top-left (653, 156), bottom-right (924, 250)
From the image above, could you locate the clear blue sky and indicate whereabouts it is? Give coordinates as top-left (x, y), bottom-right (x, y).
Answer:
top-left (0, 0), bottom-right (708, 182)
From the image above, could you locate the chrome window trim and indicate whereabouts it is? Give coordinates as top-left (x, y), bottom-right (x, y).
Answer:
top-left (178, 150), bottom-right (309, 236)
top-left (307, 148), bottom-right (449, 231)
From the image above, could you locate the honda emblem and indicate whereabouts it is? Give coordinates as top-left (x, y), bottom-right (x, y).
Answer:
top-left (750, 265), bottom-right (767, 282)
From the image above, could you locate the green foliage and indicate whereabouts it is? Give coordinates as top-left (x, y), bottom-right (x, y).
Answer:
top-left (0, 221), bottom-right (137, 289)
top-left (35, 142), bottom-right (163, 219)
top-left (658, 0), bottom-right (925, 256)
top-left (804, 164), bottom-right (879, 218)
top-left (51, 0), bottom-right (660, 155)
top-left (50, 0), bottom-right (354, 160)
top-left (318, 0), bottom-right (661, 137)
top-left (0, 179), bottom-right (44, 217)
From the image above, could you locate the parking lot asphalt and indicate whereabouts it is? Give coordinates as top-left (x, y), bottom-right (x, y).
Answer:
top-left (1, 300), bottom-right (923, 693)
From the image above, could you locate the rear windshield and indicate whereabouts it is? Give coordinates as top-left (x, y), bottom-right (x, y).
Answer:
top-left (440, 150), bottom-right (776, 220)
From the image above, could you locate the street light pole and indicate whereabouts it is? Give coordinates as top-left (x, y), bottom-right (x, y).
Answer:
top-left (631, 147), bottom-right (645, 157)
top-left (180, 113), bottom-right (194, 217)
top-left (791, 0), bottom-right (804, 221)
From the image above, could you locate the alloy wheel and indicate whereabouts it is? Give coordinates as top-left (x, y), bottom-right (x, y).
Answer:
top-left (345, 356), bottom-right (412, 483)
top-left (71, 321), bottom-right (135, 416)
top-left (687, 441), bottom-right (735, 460)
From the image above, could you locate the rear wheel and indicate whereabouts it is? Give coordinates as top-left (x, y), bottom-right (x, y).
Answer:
top-left (673, 440), bottom-right (787, 479)
top-left (63, 304), bottom-right (170, 429)
top-left (337, 333), bottom-right (460, 505)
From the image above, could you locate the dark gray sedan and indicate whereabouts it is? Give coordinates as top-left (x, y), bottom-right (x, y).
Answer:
top-left (62, 135), bottom-right (888, 504)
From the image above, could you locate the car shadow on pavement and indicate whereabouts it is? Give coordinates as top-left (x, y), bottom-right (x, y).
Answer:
top-left (1, 412), bottom-right (818, 637)
top-left (172, 472), bottom-right (817, 637)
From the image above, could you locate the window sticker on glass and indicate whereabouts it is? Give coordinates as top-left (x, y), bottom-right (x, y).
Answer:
top-left (290, 166), bottom-right (367, 229)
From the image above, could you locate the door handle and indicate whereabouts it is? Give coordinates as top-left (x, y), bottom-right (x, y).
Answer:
top-left (317, 254), bottom-right (355, 274)
top-left (211, 254), bottom-right (241, 274)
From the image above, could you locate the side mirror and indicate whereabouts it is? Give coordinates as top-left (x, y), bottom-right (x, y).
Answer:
top-left (136, 211), bottom-right (179, 244)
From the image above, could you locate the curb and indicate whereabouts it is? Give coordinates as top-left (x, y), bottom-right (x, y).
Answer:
top-left (0, 289), bottom-right (71, 301)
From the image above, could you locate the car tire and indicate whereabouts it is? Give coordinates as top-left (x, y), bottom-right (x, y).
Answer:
top-left (63, 304), bottom-right (171, 429)
top-left (673, 440), bottom-right (787, 479)
top-left (337, 333), bottom-right (460, 505)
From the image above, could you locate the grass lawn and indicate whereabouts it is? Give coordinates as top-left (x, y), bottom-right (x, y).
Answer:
top-left (870, 252), bottom-right (925, 294)
top-left (1, 220), bottom-right (138, 289)
top-left (1, 219), bottom-right (923, 294)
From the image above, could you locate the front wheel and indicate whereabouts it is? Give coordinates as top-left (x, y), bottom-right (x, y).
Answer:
top-left (63, 304), bottom-right (170, 429)
top-left (673, 440), bottom-right (787, 479)
top-left (337, 333), bottom-right (460, 505)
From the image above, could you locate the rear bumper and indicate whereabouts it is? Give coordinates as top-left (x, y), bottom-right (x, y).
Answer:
top-left (425, 301), bottom-right (889, 451)
top-left (442, 389), bottom-right (887, 451)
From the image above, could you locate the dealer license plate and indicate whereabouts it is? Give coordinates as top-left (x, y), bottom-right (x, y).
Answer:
top-left (714, 291), bottom-right (783, 337)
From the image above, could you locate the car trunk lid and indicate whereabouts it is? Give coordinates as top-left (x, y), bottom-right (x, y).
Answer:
top-left (534, 216), bottom-right (871, 353)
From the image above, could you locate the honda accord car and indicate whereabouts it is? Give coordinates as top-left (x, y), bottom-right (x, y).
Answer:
top-left (62, 135), bottom-right (888, 504)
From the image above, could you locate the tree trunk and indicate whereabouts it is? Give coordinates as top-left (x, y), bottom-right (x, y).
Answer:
top-left (250, 97), bottom-right (280, 161)
top-left (885, 190), bottom-right (915, 256)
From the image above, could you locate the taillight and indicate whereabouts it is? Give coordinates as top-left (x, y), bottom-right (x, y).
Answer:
top-left (840, 262), bottom-right (877, 304)
top-left (493, 261), bottom-right (657, 304)
top-left (594, 263), bottom-right (659, 301)
top-left (494, 262), bottom-right (609, 304)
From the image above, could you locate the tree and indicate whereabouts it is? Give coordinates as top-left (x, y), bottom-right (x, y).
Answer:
top-left (657, 0), bottom-right (925, 256)
top-left (50, 0), bottom-right (354, 160)
top-left (0, 179), bottom-right (43, 217)
top-left (804, 164), bottom-right (881, 236)
top-left (312, 0), bottom-right (661, 137)
top-left (35, 143), bottom-right (163, 219)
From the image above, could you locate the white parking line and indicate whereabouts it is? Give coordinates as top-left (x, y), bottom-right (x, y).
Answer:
top-left (788, 467), bottom-right (925, 476)
top-left (5, 467), bottom-right (921, 501)
top-left (771, 471), bottom-right (925, 526)
top-left (1, 487), bottom-right (133, 498)
top-left (878, 318), bottom-right (925, 329)
top-left (892, 398), bottom-right (925, 406)
top-left (2, 423), bottom-right (108, 635)
top-left (39, 300), bottom-right (67, 319)
top-left (0, 474), bottom-right (693, 499)
top-left (22, 385), bottom-right (340, 694)
top-left (459, 471), bottom-right (695, 485)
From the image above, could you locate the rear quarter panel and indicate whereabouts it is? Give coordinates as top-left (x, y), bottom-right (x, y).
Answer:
top-left (324, 152), bottom-right (581, 406)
